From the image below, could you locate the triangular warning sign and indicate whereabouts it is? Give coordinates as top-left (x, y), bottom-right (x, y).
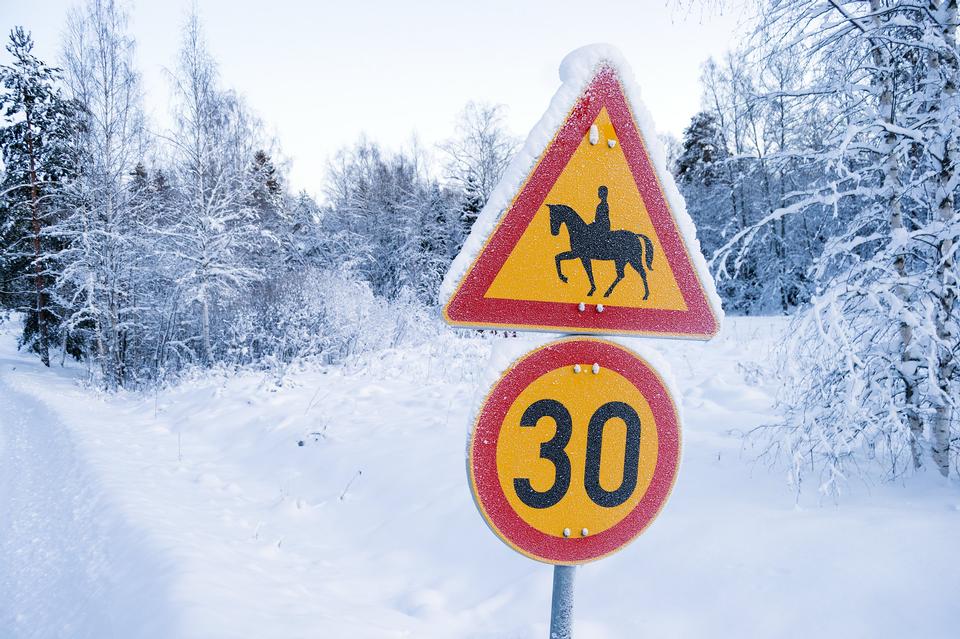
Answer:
top-left (442, 47), bottom-right (723, 339)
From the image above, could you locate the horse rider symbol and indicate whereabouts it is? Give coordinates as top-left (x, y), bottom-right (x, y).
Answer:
top-left (548, 185), bottom-right (655, 299)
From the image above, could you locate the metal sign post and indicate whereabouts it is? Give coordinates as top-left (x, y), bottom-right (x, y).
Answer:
top-left (550, 565), bottom-right (576, 639)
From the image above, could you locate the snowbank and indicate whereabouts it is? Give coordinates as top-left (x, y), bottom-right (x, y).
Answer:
top-left (3, 317), bottom-right (959, 637)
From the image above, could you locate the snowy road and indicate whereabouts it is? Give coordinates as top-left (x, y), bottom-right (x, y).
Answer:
top-left (0, 353), bottom-right (175, 639)
top-left (1, 319), bottom-right (959, 638)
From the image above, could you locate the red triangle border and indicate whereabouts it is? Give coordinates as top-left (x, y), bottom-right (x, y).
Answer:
top-left (444, 66), bottom-right (719, 339)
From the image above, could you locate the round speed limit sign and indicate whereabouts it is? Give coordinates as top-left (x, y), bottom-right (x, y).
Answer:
top-left (468, 337), bottom-right (681, 564)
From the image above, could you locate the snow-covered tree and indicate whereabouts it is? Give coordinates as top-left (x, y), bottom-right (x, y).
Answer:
top-left (676, 49), bottom-right (835, 315)
top-left (676, 111), bottom-right (727, 185)
top-left (320, 140), bottom-right (460, 304)
top-left (440, 102), bottom-right (518, 242)
top-left (0, 27), bottom-right (83, 365)
top-left (162, 11), bottom-right (267, 365)
top-left (53, 0), bottom-right (148, 388)
top-left (719, 0), bottom-right (959, 483)
top-left (402, 181), bottom-right (459, 302)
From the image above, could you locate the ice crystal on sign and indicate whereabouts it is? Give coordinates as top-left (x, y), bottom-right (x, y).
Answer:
top-left (589, 124), bottom-right (599, 145)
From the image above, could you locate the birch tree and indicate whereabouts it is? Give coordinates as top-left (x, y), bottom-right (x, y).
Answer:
top-left (440, 102), bottom-right (518, 242)
top-left (55, 0), bottom-right (147, 388)
top-left (163, 11), bottom-right (264, 365)
top-left (715, 0), bottom-right (959, 483)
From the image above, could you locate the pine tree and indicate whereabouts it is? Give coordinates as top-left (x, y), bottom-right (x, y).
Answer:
top-left (249, 149), bottom-right (281, 212)
top-left (675, 111), bottom-right (726, 186)
top-left (457, 173), bottom-right (484, 245)
top-left (0, 27), bottom-right (82, 366)
top-left (674, 108), bottom-right (765, 312)
top-left (244, 148), bottom-right (285, 273)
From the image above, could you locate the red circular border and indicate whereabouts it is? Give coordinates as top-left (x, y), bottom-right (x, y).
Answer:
top-left (469, 338), bottom-right (681, 564)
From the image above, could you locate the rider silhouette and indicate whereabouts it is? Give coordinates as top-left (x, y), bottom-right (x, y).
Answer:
top-left (595, 185), bottom-right (610, 230)
top-left (590, 185), bottom-right (611, 248)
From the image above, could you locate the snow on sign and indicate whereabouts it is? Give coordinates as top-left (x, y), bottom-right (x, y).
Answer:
top-left (468, 337), bottom-right (681, 565)
top-left (442, 46), bottom-right (722, 339)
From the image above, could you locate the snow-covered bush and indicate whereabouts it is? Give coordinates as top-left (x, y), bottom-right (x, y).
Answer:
top-left (222, 267), bottom-right (445, 373)
top-left (774, 289), bottom-right (950, 493)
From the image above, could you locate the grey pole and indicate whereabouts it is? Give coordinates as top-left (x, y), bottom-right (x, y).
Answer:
top-left (549, 564), bottom-right (576, 639)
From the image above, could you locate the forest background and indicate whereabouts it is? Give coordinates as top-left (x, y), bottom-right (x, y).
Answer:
top-left (1, 0), bottom-right (957, 486)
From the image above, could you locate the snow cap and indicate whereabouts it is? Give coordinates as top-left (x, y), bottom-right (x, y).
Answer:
top-left (558, 43), bottom-right (632, 84)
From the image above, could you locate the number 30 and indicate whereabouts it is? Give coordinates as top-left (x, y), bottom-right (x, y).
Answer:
top-left (513, 399), bottom-right (641, 509)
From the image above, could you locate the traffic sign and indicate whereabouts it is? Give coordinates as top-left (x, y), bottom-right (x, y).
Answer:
top-left (468, 337), bottom-right (680, 564)
top-left (442, 58), bottom-right (722, 339)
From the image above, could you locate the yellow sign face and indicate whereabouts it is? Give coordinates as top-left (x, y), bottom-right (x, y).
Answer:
top-left (468, 338), bottom-right (682, 564)
top-left (485, 108), bottom-right (687, 311)
top-left (496, 360), bottom-right (660, 537)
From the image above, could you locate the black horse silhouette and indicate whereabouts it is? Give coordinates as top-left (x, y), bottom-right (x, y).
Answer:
top-left (547, 188), bottom-right (655, 299)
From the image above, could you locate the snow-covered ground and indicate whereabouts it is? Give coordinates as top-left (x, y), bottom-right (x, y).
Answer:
top-left (1, 317), bottom-right (958, 639)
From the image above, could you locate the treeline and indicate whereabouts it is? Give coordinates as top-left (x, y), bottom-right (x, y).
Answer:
top-left (673, 57), bottom-right (839, 315)
top-left (3, 0), bottom-right (956, 481)
top-left (0, 1), bottom-right (515, 389)
top-left (672, 1), bottom-right (959, 481)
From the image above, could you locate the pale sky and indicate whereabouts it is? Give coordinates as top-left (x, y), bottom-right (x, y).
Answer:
top-left (2, 0), bottom-right (751, 198)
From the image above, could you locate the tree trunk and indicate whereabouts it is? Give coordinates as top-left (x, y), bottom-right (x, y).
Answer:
top-left (201, 293), bottom-right (212, 364)
top-left (22, 90), bottom-right (49, 367)
top-left (887, 124), bottom-right (924, 468)
top-left (863, 0), bottom-right (925, 468)
top-left (931, 0), bottom-right (958, 477)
